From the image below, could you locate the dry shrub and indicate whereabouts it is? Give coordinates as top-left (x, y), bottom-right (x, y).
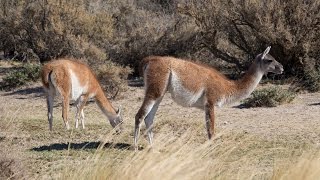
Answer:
top-left (0, 0), bottom-right (133, 94)
top-left (94, 61), bottom-right (132, 98)
top-left (0, 63), bottom-right (41, 90)
top-left (103, 0), bottom-right (201, 72)
top-left (1, 0), bottom-right (319, 91)
top-left (0, 0), bottom-right (113, 62)
top-left (180, 0), bottom-right (320, 89)
top-left (299, 57), bottom-right (320, 92)
top-left (242, 86), bottom-right (296, 108)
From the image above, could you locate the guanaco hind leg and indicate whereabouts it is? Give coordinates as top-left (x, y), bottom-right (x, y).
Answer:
top-left (135, 59), bottom-right (170, 150)
top-left (46, 89), bottom-right (55, 131)
top-left (134, 99), bottom-right (156, 150)
top-left (205, 103), bottom-right (215, 139)
top-left (143, 99), bottom-right (162, 146)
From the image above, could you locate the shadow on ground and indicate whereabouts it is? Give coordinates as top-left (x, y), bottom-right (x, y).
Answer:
top-left (3, 86), bottom-right (44, 98)
top-left (31, 141), bottom-right (132, 151)
top-left (308, 102), bottom-right (320, 106)
top-left (232, 104), bottom-right (251, 109)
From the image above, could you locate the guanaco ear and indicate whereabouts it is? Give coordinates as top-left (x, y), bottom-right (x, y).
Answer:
top-left (261, 46), bottom-right (271, 59)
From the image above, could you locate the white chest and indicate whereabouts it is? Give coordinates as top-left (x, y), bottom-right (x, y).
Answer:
top-left (168, 72), bottom-right (204, 108)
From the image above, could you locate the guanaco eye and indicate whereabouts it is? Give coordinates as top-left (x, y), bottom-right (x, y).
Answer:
top-left (264, 59), bottom-right (273, 63)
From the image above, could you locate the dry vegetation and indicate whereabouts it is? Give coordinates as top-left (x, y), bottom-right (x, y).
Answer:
top-left (0, 0), bottom-right (319, 90)
top-left (0, 82), bottom-right (320, 179)
top-left (0, 0), bottom-right (320, 179)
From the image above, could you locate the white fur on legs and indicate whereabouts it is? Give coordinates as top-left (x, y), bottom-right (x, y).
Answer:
top-left (65, 121), bottom-right (70, 130)
top-left (75, 96), bottom-right (86, 129)
top-left (144, 99), bottom-right (161, 146)
top-left (80, 109), bottom-right (85, 129)
top-left (134, 100), bottom-right (156, 151)
top-left (47, 96), bottom-right (54, 131)
top-left (75, 98), bottom-right (81, 129)
top-left (46, 89), bottom-right (55, 131)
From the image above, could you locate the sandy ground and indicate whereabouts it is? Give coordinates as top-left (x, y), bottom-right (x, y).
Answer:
top-left (1, 82), bottom-right (320, 143)
top-left (0, 63), bottom-right (320, 178)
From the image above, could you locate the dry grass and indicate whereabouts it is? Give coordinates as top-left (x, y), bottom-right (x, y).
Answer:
top-left (0, 80), bottom-right (320, 179)
top-left (60, 130), bottom-right (319, 180)
top-left (242, 86), bottom-right (296, 107)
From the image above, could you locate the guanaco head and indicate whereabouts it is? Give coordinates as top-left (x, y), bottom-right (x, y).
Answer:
top-left (256, 46), bottom-right (284, 74)
top-left (109, 106), bottom-right (123, 134)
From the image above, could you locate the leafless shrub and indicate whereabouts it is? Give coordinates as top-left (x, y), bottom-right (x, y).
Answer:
top-left (103, 0), bottom-right (201, 73)
top-left (180, 0), bottom-right (320, 85)
top-left (0, 0), bottom-right (113, 62)
top-left (93, 60), bottom-right (132, 98)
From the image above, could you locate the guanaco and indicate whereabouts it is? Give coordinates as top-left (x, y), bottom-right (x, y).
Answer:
top-left (134, 46), bottom-right (283, 150)
top-left (41, 59), bottom-right (122, 131)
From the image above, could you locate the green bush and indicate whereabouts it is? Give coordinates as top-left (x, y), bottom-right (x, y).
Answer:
top-left (242, 86), bottom-right (296, 108)
top-left (1, 63), bottom-right (40, 90)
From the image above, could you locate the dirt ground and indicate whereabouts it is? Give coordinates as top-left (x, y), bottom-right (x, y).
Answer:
top-left (0, 61), bottom-right (320, 179)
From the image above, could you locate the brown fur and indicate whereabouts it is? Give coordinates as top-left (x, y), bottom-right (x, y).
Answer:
top-left (41, 58), bottom-right (120, 131)
top-left (134, 47), bottom-right (283, 149)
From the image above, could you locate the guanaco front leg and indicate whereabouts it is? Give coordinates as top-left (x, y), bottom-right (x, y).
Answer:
top-left (75, 95), bottom-right (89, 129)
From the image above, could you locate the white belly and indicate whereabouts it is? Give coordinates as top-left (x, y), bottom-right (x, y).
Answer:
top-left (168, 72), bottom-right (204, 108)
top-left (69, 70), bottom-right (88, 100)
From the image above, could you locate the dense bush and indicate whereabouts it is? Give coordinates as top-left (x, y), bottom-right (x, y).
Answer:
top-left (0, 0), bottom-right (113, 62)
top-left (0, 0), bottom-right (319, 91)
top-left (102, 0), bottom-right (201, 74)
top-left (1, 63), bottom-right (40, 90)
top-left (93, 60), bottom-right (132, 98)
top-left (180, 0), bottom-right (320, 87)
top-left (242, 86), bottom-right (296, 108)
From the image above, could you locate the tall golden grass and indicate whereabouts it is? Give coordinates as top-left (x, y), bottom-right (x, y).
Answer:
top-left (60, 128), bottom-right (320, 180)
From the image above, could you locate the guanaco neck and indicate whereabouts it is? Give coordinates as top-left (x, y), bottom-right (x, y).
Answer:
top-left (228, 62), bottom-right (264, 102)
top-left (95, 87), bottom-right (118, 119)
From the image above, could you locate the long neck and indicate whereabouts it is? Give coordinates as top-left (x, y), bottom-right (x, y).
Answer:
top-left (216, 62), bottom-right (264, 107)
top-left (95, 87), bottom-right (117, 119)
top-left (232, 63), bottom-right (264, 101)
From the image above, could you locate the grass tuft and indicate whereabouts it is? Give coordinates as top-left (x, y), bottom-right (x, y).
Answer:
top-left (242, 86), bottom-right (296, 108)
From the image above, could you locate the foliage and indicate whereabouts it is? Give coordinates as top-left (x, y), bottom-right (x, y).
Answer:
top-left (103, 1), bottom-right (201, 73)
top-left (242, 86), bottom-right (296, 107)
top-left (93, 60), bottom-right (132, 98)
top-left (0, 0), bottom-right (113, 62)
top-left (300, 57), bottom-right (320, 92)
top-left (180, 0), bottom-right (320, 86)
top-left (1, 63), bottom-right (40, 90)
top-left (0, 0), bottom-right (319, 91)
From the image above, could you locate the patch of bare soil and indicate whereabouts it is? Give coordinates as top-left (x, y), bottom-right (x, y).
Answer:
top-left (0, 76), bottom-right (320, 178)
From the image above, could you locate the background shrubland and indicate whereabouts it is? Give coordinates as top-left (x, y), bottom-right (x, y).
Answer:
top-left (0, 0), bottom-right (319, 92)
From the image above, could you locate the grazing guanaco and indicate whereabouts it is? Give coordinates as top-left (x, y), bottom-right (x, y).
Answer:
top-left (41, 59), bottom-right (122, 131)
top-left (134, 46), bottom-right (283, 150)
